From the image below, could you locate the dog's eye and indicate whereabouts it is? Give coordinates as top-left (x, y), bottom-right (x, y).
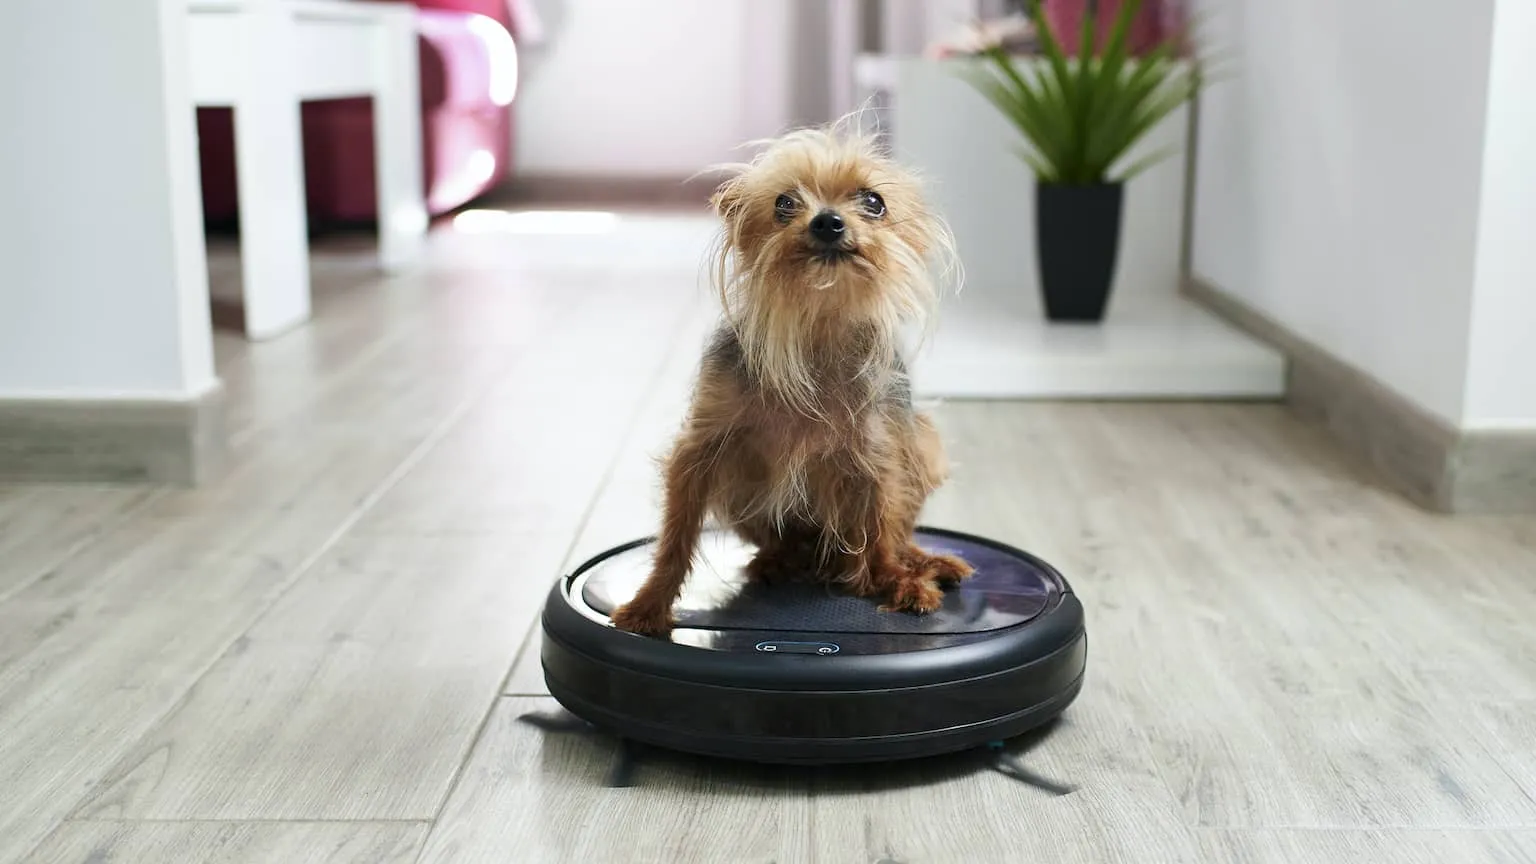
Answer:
top-left (774, 193), bottom-right (798, 223)
top-left (858, 189), bottom-right (886, 218)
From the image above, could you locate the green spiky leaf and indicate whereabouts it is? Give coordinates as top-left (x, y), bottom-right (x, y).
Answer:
top-left (959, 0), bottom-right (1210, 186)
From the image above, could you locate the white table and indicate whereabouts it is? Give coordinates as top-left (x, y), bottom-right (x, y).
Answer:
top-left (187, 0), bottom-right (427, 340)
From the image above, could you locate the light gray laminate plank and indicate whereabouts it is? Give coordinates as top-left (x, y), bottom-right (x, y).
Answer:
top-left (29, 820), bottom-right (425, 864)
top-left (1110, 406), bottom-right (1535, 828)
top-left (427, 694), bottom-right (1193, 864)
top-left (1124, 407), bottom-right (1536, 706)
top-left (1157, 407), bottom-right (1536, 703)
top-left (0, 483), bottom-right (159, 602)
top-left (157, 297), bottom-right (557, 511)
top-left (1143, 457), bottom-right (1536, 827)
top-left (0, 269), bottom-right (553, 863)
top-left (1469, 700), bottom-right (1536, 807)
top-left (1401, 517), bottom-right (1536, 700)
top-left (503, 301), bottom-right (713, 695)
top-left (207, 254), bottom-right (408, 444)
top-left (416, 697), bottom-right (812, 864)
top-left (804, 761), bottom-right (1202, 864)
top-left (351, 274), bottom-right (702, 537)
top-left (1141, 671), bottom-right (1536, 829)
top-left (0, 515), bottom-right (290, 672)
top-left (549, 302), bottom-right (714, 569)
top-left (0, 546), bottom-right (304, 864)
top-left (0, 430), bottom-right (463, 863)
top-left (1171, 407), bottom-right (1527, 823)
top-left (220, 276), bottom-right (577, 447)
top-left (210, 244), bottom-right (596, 447)
top-left (923, 403), bottom-right (1536, 830)
top-left (72, 277), bottom-right (700, 821)
top-left (205, 240), bottom-right (442, 442)
top-left (69, 532), bottom-right (566, 822)
top-left (1195, 828), bottom-right (1536, 864)
top-left (125, 284), bottom-right (553, 532)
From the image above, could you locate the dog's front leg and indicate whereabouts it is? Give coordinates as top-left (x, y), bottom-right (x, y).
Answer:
top-left (833, 460), bottom-right (946, 615)
top-left (610, 432), bottom-right (717, 637)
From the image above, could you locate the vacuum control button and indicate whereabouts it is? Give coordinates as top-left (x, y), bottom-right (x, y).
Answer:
top-left (754, 641), bottom-right (840, 655)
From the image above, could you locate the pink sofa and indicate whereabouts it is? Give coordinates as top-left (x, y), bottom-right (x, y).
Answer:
top-left (197, 0), bottom-right (521, 226)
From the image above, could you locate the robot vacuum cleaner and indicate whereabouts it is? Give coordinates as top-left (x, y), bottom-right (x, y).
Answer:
top-left (539, 526), bottom-right (1086, 765)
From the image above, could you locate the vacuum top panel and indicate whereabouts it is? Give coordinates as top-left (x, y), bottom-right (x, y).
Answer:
top-left (576, 527), bottom-right (1062, 636)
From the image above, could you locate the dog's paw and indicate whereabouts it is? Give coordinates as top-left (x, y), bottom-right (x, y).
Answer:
top-left (901, 545), bottom-right (974, 586)
top-left (610, 601), bottom-right (675, 637)
top-left (923, 552), bottom-right (974, 586)
top-left (878, 577), bottom-right (945, 615)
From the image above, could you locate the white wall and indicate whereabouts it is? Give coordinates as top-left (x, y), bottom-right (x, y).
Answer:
top-left (1464, 0), bottom-right (1536, 429)
top-left (0, 0), bottom-right (215, 400)
top-left (1189, 0), bottom-right (1498, 425)
top-left (511, 0), bottom-right (759, 175)
top-left (510, 0), bottom-right (883, 177)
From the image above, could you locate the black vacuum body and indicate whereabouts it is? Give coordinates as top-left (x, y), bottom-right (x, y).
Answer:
top-left (539, 527), bottom-right (1086, 764)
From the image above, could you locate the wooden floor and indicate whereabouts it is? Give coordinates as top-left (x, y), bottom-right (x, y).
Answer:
top-left (4, 212), bottom-right (1536, 864)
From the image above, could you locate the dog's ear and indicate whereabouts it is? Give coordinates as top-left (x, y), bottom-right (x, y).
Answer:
top-left (710, 176), bottom-right (747, 225)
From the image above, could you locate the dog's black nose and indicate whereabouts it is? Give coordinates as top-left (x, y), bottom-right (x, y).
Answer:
top-left (808, 210), bottom-right (845, 245)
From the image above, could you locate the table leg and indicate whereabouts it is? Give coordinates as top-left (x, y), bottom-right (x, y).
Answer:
top-left (372, 11), bottom-right (426, 272)
top-left (231, 68), bottom-right (311, 340)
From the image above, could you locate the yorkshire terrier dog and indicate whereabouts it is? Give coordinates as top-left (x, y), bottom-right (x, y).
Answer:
top-left (610, 121), bottom-right (972, 637)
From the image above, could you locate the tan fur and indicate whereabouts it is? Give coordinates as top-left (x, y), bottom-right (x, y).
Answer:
top-left (610, 119), bottom-right (972, 637)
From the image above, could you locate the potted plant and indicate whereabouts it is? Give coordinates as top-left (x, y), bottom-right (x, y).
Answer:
top-left (962, 0), bottom-right (1204, 322)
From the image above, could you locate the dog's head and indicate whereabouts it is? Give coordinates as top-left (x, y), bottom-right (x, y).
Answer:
top-left (709, 120), bottom-right (957, 330)
top-left (705, 120), bottom-right (958, 404)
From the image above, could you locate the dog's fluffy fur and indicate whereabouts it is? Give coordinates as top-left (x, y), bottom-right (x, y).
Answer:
top-left (610, 120), bottom-right (973, 637)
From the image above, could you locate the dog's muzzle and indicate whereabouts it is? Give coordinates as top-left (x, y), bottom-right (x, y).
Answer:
top-left (807, 209), bottom-right (856, 263)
